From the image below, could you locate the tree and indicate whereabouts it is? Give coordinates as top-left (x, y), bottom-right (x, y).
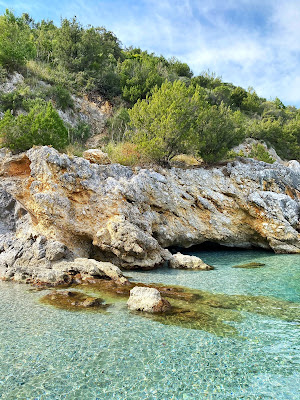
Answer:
top-left (0, 10), bottom-right (35, 70)
top-left (241, 87), bottom-right (262, 113)
top-left (34, 19), bottom-right (57, 63)
top-left (191, 71), bottom-right (222, 89)
top-left (53, 17), bottom-right (83, 71)
top-left (194, 103), bottom-right (245, 162)
top-left (247, 117), bottom-right (300, 159)
top-left (168, 57), bottom-right (193, 78)
top-left (128, 80), bottom-right (207, 162)
top-left (230, 86), bottom-right (247, 108)
top-left (119, 51), bottom-right (167, 104)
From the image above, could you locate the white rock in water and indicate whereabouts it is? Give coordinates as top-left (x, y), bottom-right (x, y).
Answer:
top-left (127, 286), bottom-right (171, 313)
top-left (169, 253), bottom-right (213, 270)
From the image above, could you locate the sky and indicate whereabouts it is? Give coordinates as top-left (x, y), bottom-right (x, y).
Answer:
top-left (1, 0), bottom-right (300, 107)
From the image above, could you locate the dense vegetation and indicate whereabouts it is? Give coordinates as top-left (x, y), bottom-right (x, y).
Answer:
top-left (0, 10), bottom-right (299, 162)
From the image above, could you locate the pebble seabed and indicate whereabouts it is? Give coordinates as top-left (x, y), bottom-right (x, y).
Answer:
top-left (0, 249), bottom-right (299, 400)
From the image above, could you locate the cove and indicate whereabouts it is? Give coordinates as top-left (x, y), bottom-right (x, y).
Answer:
top-left (0, 249), bottom-right (299, 399)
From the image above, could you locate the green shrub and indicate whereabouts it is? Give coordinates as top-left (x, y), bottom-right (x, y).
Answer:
top-left (106, 141), bottom-right (144, 166)
top-left (0, 10), bottom-right (35, 70)
top-left (0, 91), bottom-right (24, 112)
top-left (226, 149), bottom-right (245, 159)
top-left (0, 101), bottom-right (68, 151)
top-left (22, 97), bottom-right (47, 112)
top-left (69, 121), bottom-right (91, 143)
top-left (107, 106), bottom-right (130, 142)
top-left (50, 85), bottom-right (74, 110)
top-left (193, 104), bottom-right (245, 163)
top-left (26, 60), bottom-right (75, 90)
top-left (128, 80), bottom-right (204, 163)
top-left (249, 143), bottom-right (275, 163)
top-left (128, 81), bottom-right (244, 164)
top-left (247, 118), bottom-right (299, 160)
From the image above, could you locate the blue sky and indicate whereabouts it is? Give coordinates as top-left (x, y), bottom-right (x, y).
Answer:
top-left (1, 0), bottom-right (300, 107)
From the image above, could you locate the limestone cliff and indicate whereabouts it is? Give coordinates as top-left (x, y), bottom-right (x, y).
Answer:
top-left (0, 147), bottom-right (299, 275)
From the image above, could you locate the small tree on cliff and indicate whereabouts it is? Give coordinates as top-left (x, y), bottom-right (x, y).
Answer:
top-left (128, 80), bottom-right (207, 163)
top-left (128, 80), bottom-right (244, 163)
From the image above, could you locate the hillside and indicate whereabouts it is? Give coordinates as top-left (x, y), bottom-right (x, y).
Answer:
top-left (0, 10), bottom-right (299, 163)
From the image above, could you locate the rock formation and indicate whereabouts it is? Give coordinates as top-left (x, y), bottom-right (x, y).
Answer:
top-left (169, 253), bottom-right (213, 270)
top-left (0, 146), bottom-right (299, 280)
top-left (127, 286), bottom-right (171, 313)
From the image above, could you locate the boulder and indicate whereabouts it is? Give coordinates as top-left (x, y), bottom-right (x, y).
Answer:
top-left (287, 160), bottom-right (300, 173)
top-left (83, 149), bottom-right (111, 165)
top-left (170, 154), bottom-right (202, 167)
top-left (127, 286), bottom-right (171, 313)
top-left (59, 258), bottom-right (128, 285)
top-left (169, 253), bottom-right (213, 270)
top-left (45, 240), bottom-right (67, 261)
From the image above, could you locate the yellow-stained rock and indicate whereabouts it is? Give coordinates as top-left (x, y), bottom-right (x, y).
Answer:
top-left (83, 149), bottom-right (111, 165)
top-left (0, 146), bottom-right (299, 275)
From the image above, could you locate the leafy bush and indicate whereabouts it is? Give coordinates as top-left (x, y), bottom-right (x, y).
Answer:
top-left (128, 81), bottom-right (244, 164)
top-left (50, 85), bottom-right (74, 110)
top-left (0, 91), bottom-right (24, 112)
top-left (193, 104), bottom-right (245, 163)
top-left (0, 101), bottom-right (68, 151)
top-left (248, 118), bottom-right (299, 160)
top-left (249, 143), bottom-right (275, 163)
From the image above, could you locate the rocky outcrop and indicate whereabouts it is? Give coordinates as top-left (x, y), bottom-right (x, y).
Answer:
top-left (127, 286), bottom-right (171, 313)
top-left (0, 187), bottom-right (128, 284)
top-left (231, 138), bottom-right (283, 163)
top-left (169, 253), bottom-right (213, 270)
top-left (0, 232), bottom-right (128, 285)
top-left (0, 146), bottom-right (299, 274)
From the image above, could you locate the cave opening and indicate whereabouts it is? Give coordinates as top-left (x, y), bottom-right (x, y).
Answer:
top-left (168, 241), bottom-right (273, 255)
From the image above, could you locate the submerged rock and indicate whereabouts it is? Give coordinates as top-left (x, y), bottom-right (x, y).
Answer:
top-left (64, 279), bottom-right (300, 337)
top-left (169, 253), bottom-right (213, 270)
top-left (127, 286), bottom-right (171, 313)
top-left (232, 262), bottom-right (265, 269)
top-left (41, 290), bottom-right (107, 311)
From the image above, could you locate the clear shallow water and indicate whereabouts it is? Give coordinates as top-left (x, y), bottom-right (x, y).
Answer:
top-left (0, 250), bottom-right (299, 400)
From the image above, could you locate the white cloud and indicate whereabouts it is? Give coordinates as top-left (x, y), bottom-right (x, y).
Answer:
top-left (103, 0), bottom-right (300, 106)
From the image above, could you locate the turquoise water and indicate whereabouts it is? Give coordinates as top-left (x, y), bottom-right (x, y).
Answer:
top-left (0, 250), bottom-right (299, 399)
